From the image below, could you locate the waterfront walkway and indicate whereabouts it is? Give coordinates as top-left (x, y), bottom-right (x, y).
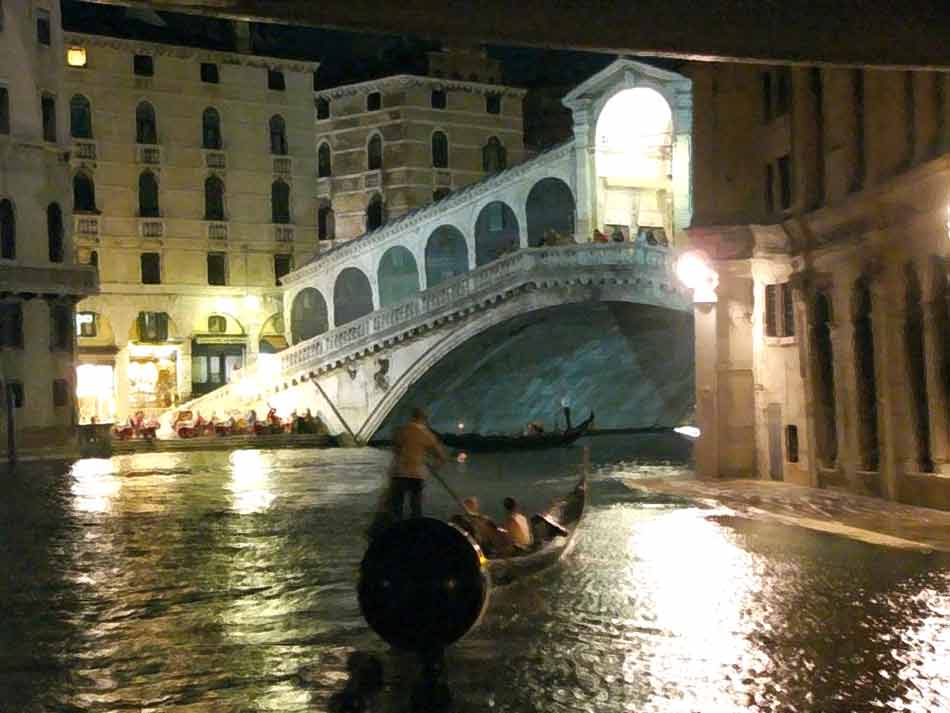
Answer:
top-left (626, 478), bottom-right (950, 553)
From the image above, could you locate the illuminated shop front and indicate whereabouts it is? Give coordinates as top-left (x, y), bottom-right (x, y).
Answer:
top-left (128, 343), bottom-right (180, 411)
top-left (76, 363), bottom-right (117, 424)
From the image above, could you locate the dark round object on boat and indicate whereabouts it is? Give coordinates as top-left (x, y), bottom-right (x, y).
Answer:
top-left (358, 518), bottom-right (489, 652)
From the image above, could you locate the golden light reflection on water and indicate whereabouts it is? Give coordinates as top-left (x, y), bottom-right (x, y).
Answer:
top-left (889, 575), bottom-right (950, 710)
top-left (229, 450), bottom-right (276, 514)
top-left (70, 458), bottom-right (121, 513)
top-left (625, 508), bottom-right (768, 712)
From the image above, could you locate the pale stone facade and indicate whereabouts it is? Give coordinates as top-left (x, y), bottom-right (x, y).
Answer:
top-left (688, 63), bottom-right (950, 509)
top-left (62, 31), bottom-right (318, 422)
top-left (0, 0), bottom-right (98, 455)
top-left (313, 73), bottom-right (526, 243)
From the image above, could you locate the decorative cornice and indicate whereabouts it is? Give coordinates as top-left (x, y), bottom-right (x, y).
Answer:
top-left (282, 140), bottom-right (575, 286)
top-left (314, 74), bottom-right (527, 101)
top-left (561, 57), bottom-right (690, 110)
top-left (64, 32), bottom-right (320, 73)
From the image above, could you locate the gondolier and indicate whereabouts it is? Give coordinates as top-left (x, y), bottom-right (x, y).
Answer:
top-left (387, 407), bottom-right (447, 520)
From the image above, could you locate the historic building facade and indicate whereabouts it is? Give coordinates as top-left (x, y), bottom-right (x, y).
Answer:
top-left (312, 58), bottom-right (527, 243)
top-left (0, 0), bottom-right (98, 455)
top-left (62, 31), bottom-right (319, 422)
top-left (688, 63), bottom-right (950, 508)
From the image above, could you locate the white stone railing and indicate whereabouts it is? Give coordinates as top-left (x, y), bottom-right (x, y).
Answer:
top-left (172, 242), bottom-right (684, 420)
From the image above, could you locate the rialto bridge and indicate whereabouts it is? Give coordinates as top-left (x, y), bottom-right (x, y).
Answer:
top-left (164, 60), bottom-right (696, 439)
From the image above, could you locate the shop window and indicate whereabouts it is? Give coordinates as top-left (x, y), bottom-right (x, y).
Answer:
top-left (367, 134), bottom-right (382, 170)
top-left (140, 252), bottom-right (161, 284)
top-left (431, 89), bottom-right (446, 109)
top-left (316, 97), bottom-right (330, 120)
top-left (47, 203), bottom-right (63, 262)
top-left (269, 114), bottom-right (287, 155)
top-left (0, 302), bottom-right (23, 348)
top-left (70, 95), bottom-right (92, 139)
top-left (274, 254), bottom-right (293, 284)
top-left (207, 252), bottom-right (227, 286)
top-left (76, 311), bottom-right (97, 337)
top-left (41, 94), bottom-right (56, 143)
top-left (53, 379), bottom-right (69, 407)
top-left (133, 54), bottom-right (153, 77)
top-left (0, 87), bottom-right (8, 135)
top-left (318, 204), bottom-right (334, 240)
top-left (50, 303), bottom-right (72, 351)
top-left (267, 69), bottom-right (285, 91)
top-left (432, 131), bottom-right (448, 168)
top-left (36, 8), bottom-right (50, 46)
top-left (204, 175), bottom-right (224, 220)
top-left (208, 315), bottom-right (227, 333)
top-left (138, 171), bottom-right (159, 217)
top-left (785, 425), bottom-right (799, 463)
top-left (202, 107), bottom-right (221, 149)
top-left (1, 198), bottom-right (14, 259)
top-left (7, 381), bottom-right (24, 408)
top-left (200, 62), bottom-right (219, 84)
top-left (318, 142), bottom-right (332, 177)
top-left (366, 91), bottom-right (381, 111)
top-left (764, 283), bottom-right (795, 337)
top-left (271, 179), bottom-right (290, 224)
top-left (136, 101), bottom-right (157, 144)
top-left (137, 311), bottom-right (168, 341)
top-left (486, 94), bottom-right (501, 114)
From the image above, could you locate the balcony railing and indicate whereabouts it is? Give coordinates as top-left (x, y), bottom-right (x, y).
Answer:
top-left (273, 156), bottom-right (293, 175)
top-left (207, 222), bottom-right (228, 240)
top-left (316, 177), bottom-right (333, 198)
top-left (137, 144), bottom-right (162, 165)
top-left (74, 215), bottom-right (99, 236)
top-left (73, 140), bottom-right (97, 162)
top-left (434, 169), bottom-right (452, 187)
top-left (275, 225), bottom-right (295, 242)
top-left (139, 219), bottom-right (164, 238)
top-left (364, 169), bottom-right (382, 189)
top-left (204, 150), bottom-right (226, 169)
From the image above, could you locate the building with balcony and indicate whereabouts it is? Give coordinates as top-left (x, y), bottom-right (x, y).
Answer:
top-left (62, 28), bottom-right (318, 421)
top-left (688, 63), bottom-right (950, 509)
top-left (312, 47), bottom-right (528, 244)
top-left (0, 0), bottom-right (98, 456)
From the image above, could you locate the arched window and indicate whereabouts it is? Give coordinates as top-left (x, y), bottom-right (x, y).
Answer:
top-left (367, 134), bottom-right (382, 170)
top-left (204, 175), bottom-right (224, 220)
top-left (432, 131), bottom-right (448, 168)
top-left (47, 203), bottom-right (64, 263)
top-left (425, 225), bottom-right (469, 287)
top-left (290, 288), bottom-right (329, 344)
top-left (526, 177), bottom-right (575, 246)
top-left (378, 246), bottom-right (420, 307)
top-left (318, 142), bottom-right (332, 177)
top-left (202, 107), bottom-right (221, 150)
top-left (366, 194), bottom-right (384, 231)
top-left (138, 171), bottom-right (159, 217)
top-left (482, 136), bottom-right (507, 173)
top-left (431, 89), bottom-right (446, 109)
top-left (41, 94), bottom-right (56, 143)
top-left (272, 179), bottom-right (290, 224)
top-left (136, 101), bottom-right (157, 144)
top-left (333, 267), bottom-right (374, 326)
top-left (0, 199), bottom-right (14, 260)
top-left (269, 114), bottom-right (287, 155)
top-left (316, 97), bottom-right (330, 120)
top-left (73, 173), bottom-right (96, 213)
top-left (70, 95), bottom-right (92, 139)
top-left (318, 203), bottom-right (335, 240)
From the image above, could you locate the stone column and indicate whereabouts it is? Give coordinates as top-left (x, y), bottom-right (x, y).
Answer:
top-left (671, 82), bottom-right (693, 241)
top-left (114, 342), bottom-right (130, 424)
top-left (693, 299), bottom-right (719, 479)
top-left (828, 274), bottom-right (862, 490)
top-left (571, 102), bottom-right (596, 241)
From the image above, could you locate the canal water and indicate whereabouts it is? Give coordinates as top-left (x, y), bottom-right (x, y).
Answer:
top-left (2, 436), bottom-right (950, 712)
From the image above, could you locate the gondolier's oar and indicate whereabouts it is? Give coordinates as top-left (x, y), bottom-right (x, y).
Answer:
top-left (429, 465), bottom-right (470, 513)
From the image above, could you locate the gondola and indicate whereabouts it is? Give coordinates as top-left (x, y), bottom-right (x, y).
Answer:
top-left (439, 412), bottom-right (594, 452)
top-left (483, 474), bottom-right (588, 586)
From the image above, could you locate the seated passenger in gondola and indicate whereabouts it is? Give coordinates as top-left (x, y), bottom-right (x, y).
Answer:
top-left (502, 497), bottom-right (533, 550)
top-left (523, 420), bottom-right (545, 436)
top-left (452, 497), bottom-right (512, 557)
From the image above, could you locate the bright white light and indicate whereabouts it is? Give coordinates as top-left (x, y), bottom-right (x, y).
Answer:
top-left (215, 297), bottom-right (236, 314)
top-left (76, 363), bottom-right (114, 398)
top-left (674, 425), bottom-right (701, 439)
top-left (243, 295), bottom-right (261, 310)
top-left (596, 87), bottom-right (672, 182)
top-left (675, 249), bottom-right (719, 303)
top-left (457, 422), bottom-right (465, 430)
top-left (67, 47), bottom-right (87, 68)
top-left (128, 343), bottom-right (178, 359)
top-left (229, 450), bottom-right (275, 514)
top-left (70, 458), bottom-right (120, 513)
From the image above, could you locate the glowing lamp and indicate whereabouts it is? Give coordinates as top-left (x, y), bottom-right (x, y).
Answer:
top-left (67, 47), bottom-right (87, 68)
top-left (674, 250), bottom-right (719, 303)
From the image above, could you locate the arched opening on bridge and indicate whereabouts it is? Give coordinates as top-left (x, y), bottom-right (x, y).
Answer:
top-left (475, 201), bottom-right (519, 266)
top-left (259, 313), bottom-right (288, 354)
top-left (526, 178), bottom-right (575, 247)
top-left (290, 287), bottom-right (329, 344)
top-left (852, 277), bottom-right (879, 472)
top-left (595, 87), bottom-right (673, 244)
top-left (425, 225), bottom-right (468, 287)
top-left (378, 246), bottom-right (420, 307)
top-left (334, 267), bottom-right (374, 326)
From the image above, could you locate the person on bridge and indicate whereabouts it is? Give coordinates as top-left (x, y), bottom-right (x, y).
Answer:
top-left (387, 407), bottom-right (447, 520)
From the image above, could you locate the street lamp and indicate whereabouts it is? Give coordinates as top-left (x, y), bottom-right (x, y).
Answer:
top-left (674, 249), bottom-right (719, 303)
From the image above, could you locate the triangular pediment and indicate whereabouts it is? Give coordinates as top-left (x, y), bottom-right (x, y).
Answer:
top-left (562, 58), bottom-right (687, 108)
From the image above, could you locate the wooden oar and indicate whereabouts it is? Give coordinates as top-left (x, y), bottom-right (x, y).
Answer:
top-left (428, 465), bottom-right (470, 513)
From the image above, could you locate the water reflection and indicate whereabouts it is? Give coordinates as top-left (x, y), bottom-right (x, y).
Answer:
top-left (71, 457), bottom-right (121, 513)
top-left (228, 450), bottom-right (275, 514)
